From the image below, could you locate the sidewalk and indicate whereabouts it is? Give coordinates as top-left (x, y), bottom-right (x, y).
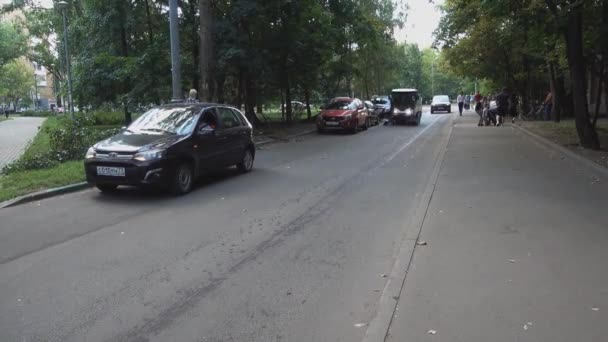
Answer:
top-left (387, 111), bottom-right (608, 341)
top-left (0, 117), bottom-right (46, 169)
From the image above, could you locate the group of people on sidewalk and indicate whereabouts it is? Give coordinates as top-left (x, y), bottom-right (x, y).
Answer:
top-left (457, 88), bottom-right (517, 127)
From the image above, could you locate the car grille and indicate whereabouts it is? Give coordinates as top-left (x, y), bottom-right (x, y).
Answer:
top-left (95, 152), bottom-right (135, 160)
top-left (324, 116), bottom-right (342, 122)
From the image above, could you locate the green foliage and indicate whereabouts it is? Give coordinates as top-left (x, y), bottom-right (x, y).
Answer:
top-left (0, 19), bottom-right (28, 71)
top-left (0, 160), bottom-right (85, 202)
top-left (0, 60), bottom-right (34, 108)
top-left (2, 115), bottom-right (120, 174)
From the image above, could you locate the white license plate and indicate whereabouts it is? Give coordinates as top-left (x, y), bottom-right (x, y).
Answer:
top-left (325, 121), bottom-right (339, 126)
top-left (97, 166), bottom-right (125, 177)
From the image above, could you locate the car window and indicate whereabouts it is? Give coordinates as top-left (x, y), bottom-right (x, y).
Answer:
top-left (128, 106), bottom-right (199, 135)
top-left (392, 92), bottom-right (418, 107)
top-left (217, 107), bottom-right (241, 129)
top-left (326, 100), bottom-right (355, 110)
top-left (198, 108), bottom-right (218, 130)
top-left (433, 96), bottom-right (450, 103)
top-left (231, 108), bottom-right (249, 126)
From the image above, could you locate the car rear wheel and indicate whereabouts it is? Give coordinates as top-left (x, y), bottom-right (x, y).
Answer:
top-left (170, 162), bottom-right (194, 195)
top-left (96, 184), bottom-right (117, 193)
top-left (362, 118), bottom-right (369, 131)
top-left (431, 108), bottom-right (435, 114)
top-left (237, 148), bottom-right (254, 173)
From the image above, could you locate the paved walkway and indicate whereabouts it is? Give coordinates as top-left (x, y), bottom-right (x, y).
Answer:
top-left (387, 111), bottom-right (608, 341)
top-left (0, 117), bottom-right (46, 169)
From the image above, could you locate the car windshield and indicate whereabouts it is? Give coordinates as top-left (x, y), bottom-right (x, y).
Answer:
top-left (392, 92), bottom-right (417, 107)
top-left (433, 96), bottom-right (449, 103)
top-left (326, 100), bottom-right (354, 110)
top-left (372, 98), bottom-right (389, 105)
top-left (128, 107), bottom-right (198, 135)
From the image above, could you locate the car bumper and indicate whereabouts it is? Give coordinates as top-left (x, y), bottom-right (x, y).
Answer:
top-left (392, 113), bottom-right (417, 123)
top-left (317, 117), bottom-right (358, 130)
top-left (431, 105), bottom-right (451, 112)
top-left (84, 158), bottom-right (170, 186)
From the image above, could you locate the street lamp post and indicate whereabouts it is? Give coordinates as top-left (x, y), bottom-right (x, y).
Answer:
top-left (55, 1), bottom-right (74, 119)
top-left (169, 0), bottom-right (182, 101)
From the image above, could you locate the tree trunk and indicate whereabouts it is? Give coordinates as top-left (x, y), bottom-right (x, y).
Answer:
top-left (284, 73), bottom-right (292, 125)
top-left (593, 61), bottom-right (605, 127)
top-left (123, 99), bottom-right (132, 125)
top-left (216, 73), bottom-right (225, 103)
top-left (548, 60), bottom-right (562, 122)
top-left (564, 10), bottom-right (600, 149)
top-left (305, 87), bottom-right (312, 120)
top-left (280, 89), bottom-right (285, 122)
top-left (245, 73), bottom-right (260, 127)
top-left (143, 0), bottom-right (154, 45)
top-left (236, 69), bottom-right (244, 109)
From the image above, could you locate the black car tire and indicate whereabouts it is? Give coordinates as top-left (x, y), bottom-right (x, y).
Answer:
top-left (414, 113), bottom-right (421, 126)
top-left (237, 148), bottom-right (254, 173)
top-left (170, 162), bottom-right (194, 195)
top-left (96, 184), bottom-right (118, 193)
top-left (350, 122), bottom-right (359, 134)
top-left (431, 108), bottom-right (435, 114)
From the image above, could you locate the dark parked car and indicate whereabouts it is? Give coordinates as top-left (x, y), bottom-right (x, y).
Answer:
top-left (431, 95), bottom-right (452, 114)
top-left (316, 97), bottom-right (370, 133)
top-left (390, 88), bottom-right (422, 125)
top-left (371, 96), bottom-right (391, 119)
top-left (85, 103), bottom-right (255, 194)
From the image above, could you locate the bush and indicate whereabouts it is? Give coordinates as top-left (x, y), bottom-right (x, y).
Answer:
top-left (90, 111), bottom-right (125, 126)
top-left (2, 115), bottom-right (120, 174)
top-left (20, 110), bottom-right (55, 117)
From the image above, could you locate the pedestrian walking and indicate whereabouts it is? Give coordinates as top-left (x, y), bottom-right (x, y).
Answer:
top-left (464, 94), bottom-right (471, 111)
top-left (543, 90), bottom-right (552, 121)
top-left (475, 94), bottom-right (484, 126)
top-left (495, 88), bottom-right (510, 126)
top-left (3, 106), bottom-right (8, 119)
top-left (457, 92), bottom-right (464, 116)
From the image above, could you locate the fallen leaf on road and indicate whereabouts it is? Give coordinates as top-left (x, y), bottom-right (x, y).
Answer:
top-left (509, 259), bottom-right (517, 263)
top-left (427, 330), bottom-right (437, 335)
top-left (380, 274), bottom-right (387, 278)
top-left (416, 241), bottom-right (428, 246)
top-left (507, 279), bottom-right (513, 283)
top-left (523, 324), bottom-right (529, 331)
top-left (592, 307), bottom-right (600, 311)
top-left (354, 323), bottom-right (367, 328)
top-left (439, 210), bottom-right (443, 213)
top-left (242, 209), bottom-right (247, 213)
top-left (285, 166), bottom-right (291, 169)
top-left (120, 232), bottom-right (125, 235)
top-left (527, 322), bottom-right (533, 326)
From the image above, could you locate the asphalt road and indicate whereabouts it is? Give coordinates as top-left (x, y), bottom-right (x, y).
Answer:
top-left (0, 109), bottom-right (452, 342)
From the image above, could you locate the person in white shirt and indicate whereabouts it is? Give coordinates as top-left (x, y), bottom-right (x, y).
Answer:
top-left (457, 93), bottom-right (464, 116)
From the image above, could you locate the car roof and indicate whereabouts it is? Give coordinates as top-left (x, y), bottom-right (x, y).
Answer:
top-left (157, 102), bottom-right (239, 111)
top-left (433, 95), bottom-right (450, 97)
top-left (331, 97), bottom-right (354, 102)
top-left (392, 88), bottom-right (418, 93)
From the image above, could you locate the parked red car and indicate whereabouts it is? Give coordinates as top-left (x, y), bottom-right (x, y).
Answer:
top-left (316, 97), bottom-right (370, 133)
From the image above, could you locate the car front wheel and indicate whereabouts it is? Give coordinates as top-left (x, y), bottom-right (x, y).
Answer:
top-left (237, 148), bottom-right (254, 173)
top-left (170, 162), bottom-right (194, 195)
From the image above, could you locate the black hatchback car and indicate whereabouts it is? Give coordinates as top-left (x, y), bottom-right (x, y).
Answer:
top-left (85, 103), bottom-right (255, 194)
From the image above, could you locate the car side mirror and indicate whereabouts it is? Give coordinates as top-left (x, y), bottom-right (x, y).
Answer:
top-left (197, 126), bottom-right (215, 136)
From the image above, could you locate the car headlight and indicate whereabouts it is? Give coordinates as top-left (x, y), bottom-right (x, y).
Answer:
top-left (393, 108), bottom-right (398, 114)
top-left (405, 108), bottom-right (413, 115)
top-left (133, 149), bottom-right (165, 161)
top-left (85, 147), bottom-right (96, 159)
top-left (343, 114), bottom-right (352, 120)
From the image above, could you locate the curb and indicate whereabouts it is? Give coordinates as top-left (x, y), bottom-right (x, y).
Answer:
top-left (256, 128), bottom-right (317, 147)
top-left (511, 123), bottom-right (608, 177)
top-left (0, 182), bottom-right (91, 209)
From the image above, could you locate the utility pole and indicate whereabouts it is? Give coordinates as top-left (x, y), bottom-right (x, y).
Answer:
top-left (169, 0), bottom-right (182, 101)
